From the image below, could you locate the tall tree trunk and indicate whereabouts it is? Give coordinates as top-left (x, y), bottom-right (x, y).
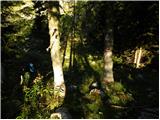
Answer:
top-left (103, 3), bottom-right (114, 85)
top-left (47, 1), bottom-right (66, 103)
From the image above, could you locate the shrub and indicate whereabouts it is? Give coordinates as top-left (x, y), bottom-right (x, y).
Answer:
top-left (105, 82), bottom-right (133, 106)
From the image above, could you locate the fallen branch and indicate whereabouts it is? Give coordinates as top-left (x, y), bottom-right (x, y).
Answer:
top-left (110, 104), bottom-right (156, 110)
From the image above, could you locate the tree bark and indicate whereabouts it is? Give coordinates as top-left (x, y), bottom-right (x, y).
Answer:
top-left (103, 3), bottom-right (114, 85)
top-left (134, 47), bottom-right (142, 68)
top-left (47, 1), bottom-right (66, 101)
top-left (103, 34), bottom-right (114, 83)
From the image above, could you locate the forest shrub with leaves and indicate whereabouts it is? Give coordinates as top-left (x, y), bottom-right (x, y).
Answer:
top-left (16, 73), bottom-right (60, 119)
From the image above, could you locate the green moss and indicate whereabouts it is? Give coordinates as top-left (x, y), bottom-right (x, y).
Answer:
top-left (106, 82), bottom-right (133, 105)
top-left (110, 95), bottom-right (120, 104)
top-left (106, 82), bottom-right (126, 96)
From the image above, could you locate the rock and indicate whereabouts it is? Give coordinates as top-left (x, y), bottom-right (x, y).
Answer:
top-left (91, 82), bottom-right (98, 88)
top-left (50, 107), bottom-right (72, 119)
top-left (89, 82), bottom-right (98, 90)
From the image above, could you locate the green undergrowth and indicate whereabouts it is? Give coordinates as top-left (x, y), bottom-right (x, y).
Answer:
top-left (16, 72), bottom-right (62, 119)
top-left (105, 82), bottom-right (133, 106)
top-left (16, 48), bottom-right (158, 119)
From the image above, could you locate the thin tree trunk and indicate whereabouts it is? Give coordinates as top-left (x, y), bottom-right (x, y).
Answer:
top-left (136, 47), bottom-right (142, 68)
top-left (47, 1), bottom-right (66, 100)
top-left (69, 0), bottom-right (76, 70)
top-left (134, 47), bottom-right (142, 68)
top-left (62, 37), bottom-right (68, 67)
top-left (69, 37), bottom-right (73, 70)
top-left (134, 49), bottom-right (138, 64)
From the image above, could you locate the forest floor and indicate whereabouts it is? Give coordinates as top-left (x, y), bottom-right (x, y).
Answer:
top-left (2, 47), bottom-right (159, 119)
